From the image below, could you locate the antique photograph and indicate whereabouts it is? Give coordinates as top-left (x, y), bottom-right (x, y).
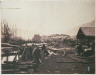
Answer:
top-left (1, 0), bottom-right (95, 74)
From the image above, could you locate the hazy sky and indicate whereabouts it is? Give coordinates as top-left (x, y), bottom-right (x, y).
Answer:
top-left (1, 0), bottom-right (95, 40)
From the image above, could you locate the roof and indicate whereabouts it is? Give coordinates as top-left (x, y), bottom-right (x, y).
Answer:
top-left (80, 27), bottom-right (95, 37)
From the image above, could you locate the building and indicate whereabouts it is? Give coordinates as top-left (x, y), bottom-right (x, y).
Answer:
top-left (77, 27), bottom-right (95, 39)
top-left (77, 27), bottom-right (95, 44)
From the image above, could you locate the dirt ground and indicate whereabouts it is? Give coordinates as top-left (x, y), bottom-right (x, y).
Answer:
top-left (2, 47), bottom-right (95, 74)
top-left (28, 49), bottom-right (95, 74)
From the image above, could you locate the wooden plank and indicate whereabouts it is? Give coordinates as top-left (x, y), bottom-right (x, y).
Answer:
top-left (16, 61), bottom-right (35, 65)
top-left (15, 71), bottom-right (28, 74)
top-left (2, 69), bottom-right (18, 74)
top-left (4, 61), bottom-right (16, 64)
top-left (2, 53), bottom-right (17, 57)
top-left (2, 64), bottom-right (18, 69)
top-left (57, 61), bottom-right (95, 63)
top-left (19, 65), bottom-right (29, 71)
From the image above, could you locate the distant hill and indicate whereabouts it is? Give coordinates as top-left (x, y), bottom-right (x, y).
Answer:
top-left (48, 34), bottom-right (70, 37)
top-left (41, 34), bottom-right (70, 41)
top-left (82, 20), bottom-right (95, 27)
top-left (66, 20), bottom-right (95, 37)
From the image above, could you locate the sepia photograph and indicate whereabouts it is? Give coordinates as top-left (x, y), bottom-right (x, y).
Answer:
top-left (1, 0), bottom-right (95, 74)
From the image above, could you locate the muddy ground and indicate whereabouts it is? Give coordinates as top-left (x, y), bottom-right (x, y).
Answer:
top-left (28, 49), bottom-right (95, 74)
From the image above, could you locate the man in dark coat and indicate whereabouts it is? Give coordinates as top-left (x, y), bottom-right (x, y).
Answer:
top-left (42, 44), bottom-right (49, 56)
top-left (32, 46), bottom-right (41, 72)
top-left (77, 43), bottom-right (83, 56)
top-left (90, 41), bottom-right (95, 53)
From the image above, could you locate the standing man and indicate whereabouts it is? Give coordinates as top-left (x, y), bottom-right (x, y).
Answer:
top-left (32, 46), bottom-right (41, 72)
top-left (77, 43), bottom-right (83, 56)
top-left (90, 41), bottom-right (95, 53)
top-left (28, 44), bottom-right (35, 60)
top-left (42, 44), bottom-right (49, 56)
top-left (41, 44), bottom-right (49, 62)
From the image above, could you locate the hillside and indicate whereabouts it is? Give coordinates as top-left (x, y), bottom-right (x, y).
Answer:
top-left (66, 20), bottom-right (95, 37)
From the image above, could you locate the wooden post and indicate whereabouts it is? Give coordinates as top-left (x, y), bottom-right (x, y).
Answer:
top-left (6, 55), bottom-right (8, 62)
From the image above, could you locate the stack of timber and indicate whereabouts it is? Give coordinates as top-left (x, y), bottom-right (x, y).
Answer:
top-left (2, 61), bottom-right (35, 74)
top-left (2, 61), bottom-right (19, 74)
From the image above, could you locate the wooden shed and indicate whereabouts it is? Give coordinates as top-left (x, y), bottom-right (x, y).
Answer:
top-left (77, 27), bottom-right (95, 40)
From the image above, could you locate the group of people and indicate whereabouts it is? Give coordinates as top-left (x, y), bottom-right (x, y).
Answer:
top-left (18, 43), bottom-right (49, 72)
top-left (77, 41), bottom-right (95, 56)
